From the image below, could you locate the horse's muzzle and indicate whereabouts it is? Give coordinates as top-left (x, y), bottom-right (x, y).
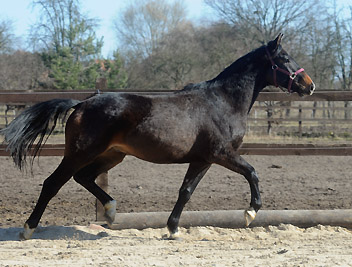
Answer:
top-left (298, 80), bottom-right (315, 96)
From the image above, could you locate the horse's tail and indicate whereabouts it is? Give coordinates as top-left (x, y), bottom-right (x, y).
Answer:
top-left (0, 99), bottom-right (81, 170)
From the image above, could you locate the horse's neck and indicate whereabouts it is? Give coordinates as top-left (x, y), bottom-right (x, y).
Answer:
top-left (208, 48), bottom-right (267, 113)
top-left (248, 78), bottom-right (267, 113)
top-left (208, 72), bottom-right (265, 114)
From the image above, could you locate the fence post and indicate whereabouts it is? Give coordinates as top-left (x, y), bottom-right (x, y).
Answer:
top-left (95, 77), bottom-right (109, 221)
top-left (96, 172), bottom-right (109, 221)
top-left (266, 101), bottom-right (273, 135)
top-left (298, 105), bottom-right (302, 138)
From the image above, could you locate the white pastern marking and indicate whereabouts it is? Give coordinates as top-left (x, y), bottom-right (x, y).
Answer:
top-left (104, 200), bottom-right (117, 226)
top-left (19, 223), bottom-right (35, 240)
top-left (244, 209), bottom-right (257, 227)
top-left (169, 230), bottom-right (181, 240)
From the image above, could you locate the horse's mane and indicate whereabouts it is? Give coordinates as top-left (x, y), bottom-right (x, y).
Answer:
top-left (211, 46), bottom-right (266, 82)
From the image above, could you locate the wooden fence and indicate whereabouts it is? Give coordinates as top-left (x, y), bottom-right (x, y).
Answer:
top-left (1, 90), bottom-right (352, 220)
top-left (2, 90), bottom-right (352, 135)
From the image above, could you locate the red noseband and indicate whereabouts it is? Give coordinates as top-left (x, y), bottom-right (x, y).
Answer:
top-left (265, 47), bottom-right (304, 93)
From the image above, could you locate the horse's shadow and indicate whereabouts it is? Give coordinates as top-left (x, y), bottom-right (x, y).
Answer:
top-left (0, 225), bottom-right (108, 241)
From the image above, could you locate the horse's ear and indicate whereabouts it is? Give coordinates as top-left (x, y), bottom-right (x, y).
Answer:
top-left (267, 33), bottom-right (283, 53)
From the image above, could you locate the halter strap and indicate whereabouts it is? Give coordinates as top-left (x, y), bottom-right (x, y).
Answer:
top-left (265, 47), bottom-right (304, 93)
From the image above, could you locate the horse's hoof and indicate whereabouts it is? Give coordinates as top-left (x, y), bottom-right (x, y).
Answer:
top-left (165, 231), bottom-right (183, 241)
top-left (104, 200), bottom-right (117, 228)
top-left (244, 208), bottom-right (257, 227)
top-left (19, 223), bottom-right (35, 240)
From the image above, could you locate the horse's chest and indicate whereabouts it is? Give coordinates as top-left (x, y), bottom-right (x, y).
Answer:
top-left (215, 116), bottom-right (246, 138)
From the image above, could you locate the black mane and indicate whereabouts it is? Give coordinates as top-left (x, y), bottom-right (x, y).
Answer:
top-left (211, 46), bottom-right (266, 82)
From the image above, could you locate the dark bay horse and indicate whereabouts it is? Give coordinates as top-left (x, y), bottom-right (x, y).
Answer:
top-left (1, 34), bottom-right (315, 240)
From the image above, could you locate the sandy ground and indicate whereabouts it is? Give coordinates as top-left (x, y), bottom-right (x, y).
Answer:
top-left (1, 224), bottom-right (352, 266)
top-left (1, 155), bottom-right (352, 266)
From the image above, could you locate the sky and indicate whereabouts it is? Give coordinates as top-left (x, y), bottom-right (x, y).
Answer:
top-left (0, 0), bottom-right (350, 57)
top-left (0, 0), bottom-right (213, 57)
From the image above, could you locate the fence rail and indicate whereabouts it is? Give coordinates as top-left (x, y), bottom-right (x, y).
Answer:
top-left (2, 143), bottom-right (352, 157)
top-left (1, 90), bottom-right (352, 129)
top-left (1, 89), bottom-right (352, 103)
top-left (1, 89), bottom-right (352, 146)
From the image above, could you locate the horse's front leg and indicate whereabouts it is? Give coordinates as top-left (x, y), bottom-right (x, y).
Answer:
top-left (215, 152), bottom-right (262, 226)
top-left (167, 162), bottom-right (211, 239)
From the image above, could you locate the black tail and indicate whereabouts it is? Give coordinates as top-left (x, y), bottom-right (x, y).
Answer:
top-left (0, 99), bottom-right (81, 169)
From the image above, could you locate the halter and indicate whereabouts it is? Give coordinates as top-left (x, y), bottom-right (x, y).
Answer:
top-left (265, 47), bottom-right (304, 93)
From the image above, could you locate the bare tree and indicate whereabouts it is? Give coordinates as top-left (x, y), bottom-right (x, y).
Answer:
top-left (294, 10), bottom-right (337, 90)
top-left (204, 0), bottom-right (320, 48)
top-left (329, 3), bottom-right (352, 119)
top-left (0, 19), bottom-right (15, 53)
top-left (114, 0), bottom-right (188, 61)
top-left (124, 22), bottom-right (246, 90)
top-left (333, 5), bottom-right (352, 90)
top-left (30, 0), bottom-right (102, 60)
top-left (193, 23), bottom-right (246, 79)
top-left (114, 0), bottom-right (350, 94)
top-left (0, 51), bottom-right (50, 90)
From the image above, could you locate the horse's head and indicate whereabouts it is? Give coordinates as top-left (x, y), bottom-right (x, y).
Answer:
top-left (265, 34), bottom-right (315, 96)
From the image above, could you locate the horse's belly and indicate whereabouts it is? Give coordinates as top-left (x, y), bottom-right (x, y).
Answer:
top-left (110, 132), bottom-right (197, 163)
top-left (111, 143), bottom-right (191, 164)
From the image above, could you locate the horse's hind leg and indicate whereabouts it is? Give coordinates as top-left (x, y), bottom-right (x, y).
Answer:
top-left (20, 157), bottom-right (77, 240)
top-left (215, 153), bottom-right (262, 226)
top-left (73, 149), bottom-right (126, 227)
top-left (167, 162), bottom-right (211, 239)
